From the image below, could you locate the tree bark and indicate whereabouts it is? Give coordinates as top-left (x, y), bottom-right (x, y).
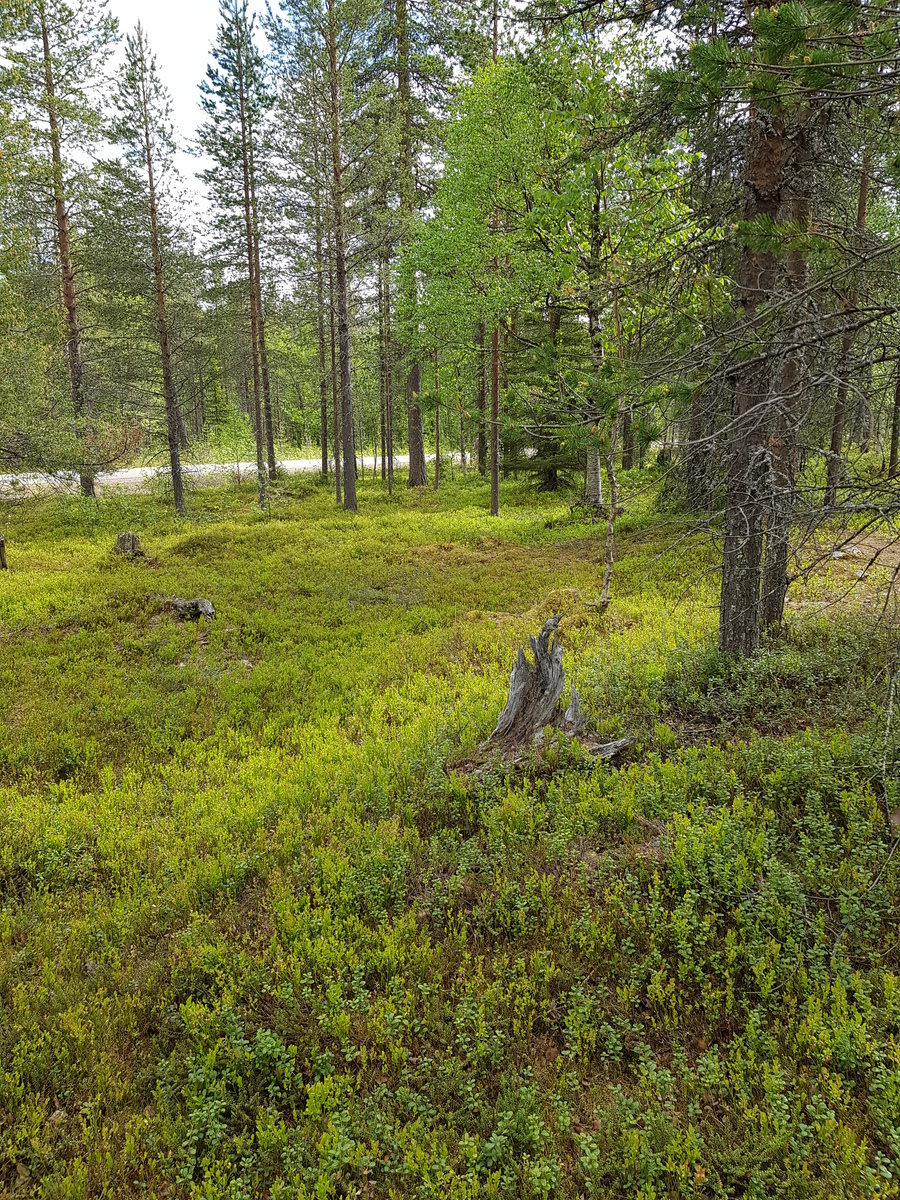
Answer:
top-left (824, 157), bottom-right (869, 508)
top-left (760, 116), bottom-right (814, 631)
top-left (433, 348), bottom-right (440, 491)
top-left (719, 103), bottom-right (785, 656)
top-left (407, 363), bottom-right (428, 486)
top-left (246, 91), bottom-right (276, 479)
top-left (396, 0), bottom-right (427, 487)
top-left (378, 264), bottom-right (386, 481)
top-left (256, 263), bottom-right (277, 478)
top-left (405, 364), bottom-right (429, 485)
top-left (326, 0), bottom-right (356, 512)
top-left (234, 17), bottom-right (266, 508)
top-left (328, 234), bottom-right (341, 504)
top-left (761, 113), bottom-right (817, 632)
top-left (476, 322), bottom-right (487, 475)
top-left (584, 170), bottom-right (608, 510)
top-left (490, 324), bottom-right (500, 516)
top-left (313, 126), bottom-right (328, 479)
top-left (39, 2), bottom-right (94, 498)
top-left (890, 366), bottom-right (900, 478)
top-left (138, 58), bottom-right (185, 516)
top-left (539, 301), bottom-right (561, 492)
top-left (384, 265), bottom-right (394, 494)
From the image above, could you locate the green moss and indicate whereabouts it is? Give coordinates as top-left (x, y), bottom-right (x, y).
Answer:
top-left (0, 475), bottom-right (897, 1198)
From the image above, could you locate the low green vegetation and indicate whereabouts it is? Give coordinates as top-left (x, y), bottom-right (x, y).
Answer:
top-left (1, 476), bottom-right (898, 1199)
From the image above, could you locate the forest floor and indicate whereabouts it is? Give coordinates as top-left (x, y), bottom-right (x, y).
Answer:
top-left (1, 472), bottom-right (899, 1199)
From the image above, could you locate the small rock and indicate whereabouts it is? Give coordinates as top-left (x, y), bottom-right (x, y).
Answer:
top-left (831, 550), bottom-right (845, 560)
top-left (846, 545), bottom-right (863, 557)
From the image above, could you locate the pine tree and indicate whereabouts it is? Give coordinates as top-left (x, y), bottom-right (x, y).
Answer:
top-left (268, 0), bottom-right (379, 512)
top-left (528, 0), bottom-right (900, 653)
top-left (325, 0), bottom-right (358, 511)
top-left (199, 0), bottom-right (272, 506)
top-left (1, 0), bottom-right (119, 496)
top-left (111, 24), bottom-right (186, 514)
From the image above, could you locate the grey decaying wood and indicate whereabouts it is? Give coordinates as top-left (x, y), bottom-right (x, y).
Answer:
top-left (491, 616), bottom-right (566, 746)
top-left (489, 616), bottom-right (632, 761)
top-left (168, 598), bottom-right (216, 622)
top-left (116, 532), bottom-right (145, 558)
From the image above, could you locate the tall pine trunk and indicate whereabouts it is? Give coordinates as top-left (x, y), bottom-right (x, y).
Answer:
top-left (248, 111), bottom-right (276, 480)
top-left (384, 263), bottom-right (394, 494)
top-left (396, 0), bottom-right (427, 487)
top-left (326, 0), bottom-right (356, 511)
top-left (314, 114), bottom-right (333, 480)
top-left (488, 12), bottom-right (500, 515)
top-left (379, 264), bottom-right (386, 481)
top-left (139, 65), bottom-right (185, 515)
top-left (761, 114), bottom-right (815, 631)
top-left (328, 232), bottom-right (341, 504)
top-left (433, 349), bottom-right (440, 491)
top-left (407, 363), bottom-right (428, 486)
top-left (39, 2), bottom-right (94, 498)
top-left (234, 21), bottom-right (266, 508)
top-left (255, 251), bottom-right (277, 478)
top-left (824, 158), bottom-right (869, 508)
top-left (888, 366), bottom-right (900, 478)
top-left (719, 103), bottom-right (785, 656)
top-left (314, 135), bottom-right (328, 479)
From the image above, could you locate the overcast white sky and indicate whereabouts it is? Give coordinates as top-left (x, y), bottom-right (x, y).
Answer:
top-left (106, 0), bottom-right (268, 194)
top-left (108, 0), bottom-right (221, 146)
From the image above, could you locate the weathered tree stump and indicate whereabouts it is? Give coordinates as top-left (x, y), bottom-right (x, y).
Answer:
top-left (490, 616), bottom-right (570, 746)
top-left (0, 534), bottom-right (6, 571)
top-left (115, 531), bottom-right (144, 558)
top-left (488, 615), bottom-right (633, 761)
top-left (168, 597), bottom-right (216, 622)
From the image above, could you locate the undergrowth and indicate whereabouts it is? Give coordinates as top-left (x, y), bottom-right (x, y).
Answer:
top-left (1, 474), bottom-right (899, 1199)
